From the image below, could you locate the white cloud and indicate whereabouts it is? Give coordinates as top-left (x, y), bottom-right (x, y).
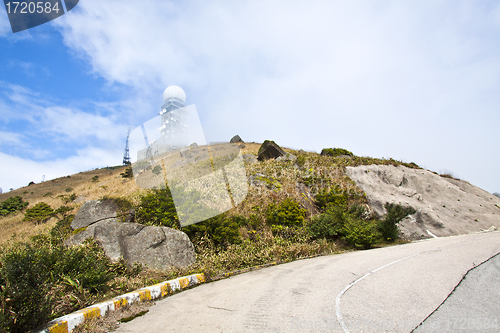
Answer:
top-left (24, 0), bottom-right (500, 193)
top-left (0, 131), bottom-right (25, 146)
top-left (0, 82), bottom-right (128, 145)
top-left (0, 147), bottom-right (122, 191)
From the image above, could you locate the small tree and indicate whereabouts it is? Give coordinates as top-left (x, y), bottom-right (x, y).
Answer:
top-left (120, 167), bottom-right (133, 178)
top-left (23, 202), bottom-right (54, 224)
top-left (378, 203), bottom-right (416, 241)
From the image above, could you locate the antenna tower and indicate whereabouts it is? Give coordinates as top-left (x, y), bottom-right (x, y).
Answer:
top-left (123, 129), bottom-right (131, 166)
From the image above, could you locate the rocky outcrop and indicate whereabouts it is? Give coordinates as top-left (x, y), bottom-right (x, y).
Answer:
top-left (66, 199), bottom-right (195, 269)
top-left (257, 141), bottom-right (286, 161)
top-left (230, 135), bottom-right (244, 143)
top-left (346, 165), bottom-right (500, 240)
top-left (71, 199), bottom-right (133, 230)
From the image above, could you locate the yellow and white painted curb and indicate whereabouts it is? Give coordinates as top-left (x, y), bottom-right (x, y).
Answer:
top-left (37, 273), bottom-right (205, 333)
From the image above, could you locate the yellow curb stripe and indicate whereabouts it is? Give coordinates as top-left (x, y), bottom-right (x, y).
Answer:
top-left (46, 321), bottom-right (68, 333)
top-left (113, 297), bottom-right (128, 310)
top-left (80, 307), bottom-right (100, 320)
top-left (37, 273), bottom-right (205, 333)
top-left (161, 282), bottom-right (172, 297)
top-left (179, 277), bottom-right (190, 289)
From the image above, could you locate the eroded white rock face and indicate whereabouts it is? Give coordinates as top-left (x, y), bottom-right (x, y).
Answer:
top-left (346, 165), bottom-right (500, 240)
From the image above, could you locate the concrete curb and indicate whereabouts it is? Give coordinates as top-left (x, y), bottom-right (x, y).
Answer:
top-left (37, 273), bottom-right (205, 333)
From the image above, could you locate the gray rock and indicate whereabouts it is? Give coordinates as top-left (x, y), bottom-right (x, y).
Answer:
top-left (230, 135), bottom-right (244, 143)
top-left (65, 221), bottom-right (195, 269)
top-left (179, 147), bottom-right (191, 157)
top-left (242, 154), bottom-right (258, 164)
top-left (71, 199), bottom-right (133, 230)
top-left (276, 153), bottom-right (297, 162)
top-left (257, 141), bottom-right (286, 161)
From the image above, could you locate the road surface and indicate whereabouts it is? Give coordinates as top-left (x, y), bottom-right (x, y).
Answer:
top-left (115, 231), bottom-right (500, 332)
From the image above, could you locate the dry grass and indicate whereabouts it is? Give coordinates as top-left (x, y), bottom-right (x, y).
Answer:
top-left (0, 166), bottom-right (149, 246)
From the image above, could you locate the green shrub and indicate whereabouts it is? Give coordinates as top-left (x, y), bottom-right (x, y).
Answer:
top-left (50, 214), bottom-right (75, 240)
top-left (120, 167), bottom-right (133, 178)
top-left (320, 148), bottom-right (353, 157)
top-left (342, 217), bottom-right (379, 249)
top-left (315, 186), bottom-right (348, 210)
top-left (0, 237), bottom-right (113, 332)
top-left (378, 203), bottom-right (416, 241)
top-left (266, 198), bottom-right (306, 227)
top-left (152, 165), bottom-right (162, 176)
top-left (296, 155), bottom-right (306, 167)
top-left (308, 205), bottom-right (346, 239)
top-left (65, 188), bottom-right (73, 192)
top-left (183, 214), bottom-right (242, 248)
top-left (0, 196), bottom-right (29, 216)
top-left (135, 188), bottom-right (180, 229)
top-left (91, 175), bottom-right (99, 183)
top-left (23, 202), bottom-right (54, 224)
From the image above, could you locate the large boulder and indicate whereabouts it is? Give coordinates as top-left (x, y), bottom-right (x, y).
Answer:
top-left (257, 140), bottom-right (286, 161)
top-left (66, 200), bottom-right (195, 269)
top-left (230, 135), bottom-right (244, 143)
top-left (65, 221), bottom-right (195, 269)
top-left (71, 199), bottom-right (133, 230)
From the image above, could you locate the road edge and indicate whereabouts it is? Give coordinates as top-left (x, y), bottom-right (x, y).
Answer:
top-left (36, 273), bottom-right (205, 333)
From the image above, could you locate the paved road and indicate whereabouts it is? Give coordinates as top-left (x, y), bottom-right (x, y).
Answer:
top-left (414, 252), bottom-right (500, 333)
top-left (115, 231), bottom-right (500, 333)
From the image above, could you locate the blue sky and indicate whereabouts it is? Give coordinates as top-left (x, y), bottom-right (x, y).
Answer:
top-left (0, 0), bottom-right (499, 193)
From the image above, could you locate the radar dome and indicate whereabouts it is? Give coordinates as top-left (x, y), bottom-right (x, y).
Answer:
top-left (163, 85), bottom-right (186, 103)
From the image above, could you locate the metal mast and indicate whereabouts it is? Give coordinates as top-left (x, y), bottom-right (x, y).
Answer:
top-left (123, 129), bottom-right (131, 165)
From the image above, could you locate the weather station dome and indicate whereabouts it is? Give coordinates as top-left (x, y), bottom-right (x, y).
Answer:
top-left (163, 85), bottom-right (186, 104)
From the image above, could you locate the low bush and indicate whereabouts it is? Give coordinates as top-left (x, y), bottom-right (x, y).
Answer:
top-left (0, 196), bottom-right (29, 216)
top-left (183, 214), bottom-right (242, 249)
top-left (266, 198), bottom-right (306, 227)
top-left (23, 202), bottom-right (54, 224)
top-left (320, 148), bottom-right (353, 157)
top-left (315, 186), bottom-right (348, 210)
top-left (135, 188), bottom-right (179, 229)
top-left (0, 236), bottom-right (113, 332)
top-left (342, 217), bottom-right (379, 249)
top-left (307, 204), bottom-right (346, 240)
top-left (296, 155), bottom-right (306, 167)
top-left (152, 165), bottom-right (162, 176)
top-left (120, 167), bottom-right (133, 178)
top-left (378, 203), bottom-right (416, 241)
top-left (50, 214), bottom-right (74, 240)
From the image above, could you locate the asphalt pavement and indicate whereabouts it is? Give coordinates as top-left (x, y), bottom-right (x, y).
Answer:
top-left (113, 231), bottom-right (500, 333)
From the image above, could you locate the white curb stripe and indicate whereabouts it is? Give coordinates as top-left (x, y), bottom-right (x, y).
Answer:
top-left (38, 273), bottom-right (205, 333)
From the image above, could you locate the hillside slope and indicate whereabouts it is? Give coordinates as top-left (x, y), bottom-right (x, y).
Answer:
top-left (346, 164), bottom-right (500, 240)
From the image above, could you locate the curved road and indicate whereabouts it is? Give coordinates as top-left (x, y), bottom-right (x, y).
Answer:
top-left (115, 231), bottom-right (500, 332)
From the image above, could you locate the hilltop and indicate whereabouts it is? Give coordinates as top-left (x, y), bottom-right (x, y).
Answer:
top-left (0, 140), bottom-right (499, 332)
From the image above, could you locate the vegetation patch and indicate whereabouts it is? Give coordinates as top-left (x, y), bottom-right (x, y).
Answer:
top-left (321, 148), bottom-right (353, 157)
top-left (0, 196), bottom-right (29, 216)
top-left (23, 202), bottom-right (54, 224)
top-left (378, 203), bottom-right (416, 241)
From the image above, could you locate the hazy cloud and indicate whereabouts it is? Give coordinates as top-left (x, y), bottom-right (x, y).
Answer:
top-left (2, 1), bottom-right (499, 192)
